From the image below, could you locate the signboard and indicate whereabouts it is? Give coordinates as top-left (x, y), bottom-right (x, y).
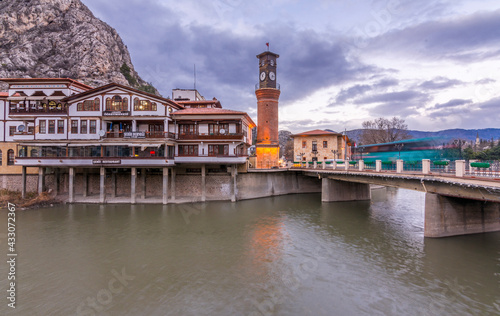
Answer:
top-left (92, 159), bottom-right (122, 165)
top-left (103, 111), bottom-right (131, 116)
top-left (123, 131), bottom-right (146, 138)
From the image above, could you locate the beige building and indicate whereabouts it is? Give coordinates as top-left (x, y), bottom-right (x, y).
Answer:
top-left (291, 129), bottom-right (353, 162)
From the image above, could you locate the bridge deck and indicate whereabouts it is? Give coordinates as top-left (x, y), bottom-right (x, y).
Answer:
top-left (292, 168), bottom-right (500, 203)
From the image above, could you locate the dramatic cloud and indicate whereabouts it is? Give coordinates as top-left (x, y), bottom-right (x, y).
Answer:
top-left (369, 9), bottom-right (500, 61)
top-left (433, 99), bottom-right (472, 109)
top-left (419, 77), bottom-right (463, 90)
top-left (80, 0), bottom-right (500, 132)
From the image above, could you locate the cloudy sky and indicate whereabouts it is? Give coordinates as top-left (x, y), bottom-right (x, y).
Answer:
top-left (82, 0), bottom-right (500, 133)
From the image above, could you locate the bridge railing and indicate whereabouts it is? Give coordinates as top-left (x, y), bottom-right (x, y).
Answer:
top-left (466, 160), bottom-right (500, 178)
top-left (364, 161), bottom-right (376, 171)
top-left (403, 161), bottom-right (422, 172)
top-left (430, 160), bottom-right (455, 175)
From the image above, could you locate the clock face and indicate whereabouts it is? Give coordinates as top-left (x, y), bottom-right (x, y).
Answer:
top-left (270, 59), bottom-right (274, 66)
top-left (269, 71), bottom-right (276, 81)
top-left (260, 71), bottom-right (266, 81)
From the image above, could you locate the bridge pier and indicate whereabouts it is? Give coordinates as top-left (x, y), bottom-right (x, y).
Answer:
top-left (425, 193), bottom-right (500, 238)
top-left (321, 178), bottom-right (371, 202)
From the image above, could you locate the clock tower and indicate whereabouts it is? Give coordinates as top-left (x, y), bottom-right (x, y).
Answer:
top-left (255, 50), bottom-right (280, 169)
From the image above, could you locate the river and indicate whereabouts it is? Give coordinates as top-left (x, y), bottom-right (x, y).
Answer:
top-left (1, 188), bottom-right (499, 315)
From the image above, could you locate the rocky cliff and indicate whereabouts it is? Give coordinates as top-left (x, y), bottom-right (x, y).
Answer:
top-left (0, 0), bottom-right (157, 93)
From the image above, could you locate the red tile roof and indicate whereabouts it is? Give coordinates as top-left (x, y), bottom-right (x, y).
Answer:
top-left (0, 78), bottom-right (93, 90)
top-left (292, 129), bottom-right (340, 137)
top-left (0, 92), bottom-right (8, 98)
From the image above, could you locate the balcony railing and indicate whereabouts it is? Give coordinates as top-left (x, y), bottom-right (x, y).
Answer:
top-left (177, 133), bottom-right (244, 140)
top-left (105, 131), bottom-right (175, 139)
top-left (9, 106), bottom-right (68, 115)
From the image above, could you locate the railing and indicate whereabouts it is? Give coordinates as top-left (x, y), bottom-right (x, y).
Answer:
top-left (288, 159), bottom-right (500, 180)
top-left (466, 161), bottom-right (500, 178)
top-left (10, 106), bottom-right (68, 114)
top-left (105, 131), bottom-right (175, 139)
top-left (177, 133), bottom-right (244, 140)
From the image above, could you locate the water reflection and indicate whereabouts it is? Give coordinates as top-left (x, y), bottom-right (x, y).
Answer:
top-left (0, 189), bottom-right (499, 316)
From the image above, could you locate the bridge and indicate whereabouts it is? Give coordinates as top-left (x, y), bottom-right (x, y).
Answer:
top-left (288, 159), bottom-right (500, 238)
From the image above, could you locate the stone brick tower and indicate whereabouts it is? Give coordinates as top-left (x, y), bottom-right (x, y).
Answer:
top-left (255, 50), bottom-right (280, 169)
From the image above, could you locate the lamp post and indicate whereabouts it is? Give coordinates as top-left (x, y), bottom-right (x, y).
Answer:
top-left (394, 143), bottom-right (404, 159)
top-left (453, 139), bottom-right (463, 160)
top-left (357, 147), bottom-right (364, 161)
top-left (299, 152), bottom-right (305, 164)
top-left (331, 149), bottom-right (338, 160)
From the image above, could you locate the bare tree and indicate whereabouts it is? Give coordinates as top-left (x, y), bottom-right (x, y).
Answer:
top-left (360, 117), bottom-right (410, 145)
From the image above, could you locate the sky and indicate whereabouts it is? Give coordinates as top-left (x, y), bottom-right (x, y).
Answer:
top-left (81, 0), bottom-right (500, 133)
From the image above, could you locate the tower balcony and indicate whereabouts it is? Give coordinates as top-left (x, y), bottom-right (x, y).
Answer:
top-left (255, 83), bottom-right (280, 91)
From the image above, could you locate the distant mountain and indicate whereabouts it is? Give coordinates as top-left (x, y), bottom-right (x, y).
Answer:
top-left (0, 0), bottom-right (157, 94)
top-left (346, 128), bottom-right (500, 144)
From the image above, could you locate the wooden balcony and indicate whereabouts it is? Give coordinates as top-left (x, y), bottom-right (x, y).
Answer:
top-left (105, 131), bottom-right (176, 139)
top-left (9, 106), bottom-right (68, 115)
top-left (177, 133), bottom-right (244, 140)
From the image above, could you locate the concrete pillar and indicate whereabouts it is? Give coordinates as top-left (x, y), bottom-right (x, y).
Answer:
top-left (321, 178), bottom-right (371, 202)
top-left (288, 161), bottom-right (293, 168)
top-left (201, 164), bottom-right (206, 202)
top-left (359, 160), bottom-right (365, 171)
top-left (396, 160), bottom-right (403, 173)
top-left (171, 168), bottom-right (176, 202)
top-left (322, 162), bottom-right (326, 169)
top-left (21, 166), bottom-right (27, 199)
top-left (69, 167), bottom-right (74, 203)
top-left (313, 161), bottom-right (317, 169)
top-left (141, 168), bottom-right (146, 199)
top-left (99, 167), bottom-right (105, 203)
top-left (332, 161), bottom-right (337, 169)
top-left (424, 193), bottom-right (500, 238)
top-left (344, 161), bottom-right (349, 171)
top-left (55, 168), bottom-right (60, 195)
top-left (83, 170), bottom-right (88, 197)
top-left (111, 171), bottom-right (116, 198)
top-left (162, 167), bottom-right (169, 205)
top-left (38, 167), bottom-right (45, 194)
top-left (422, 159), bottom-right (431, 174)
top-left (456, 160), bottom-right (466, 177)
top-left (376, 160), bottom-right (382, 172)
top-left (231, 164), bottom-right (237, 202)
top-left (131, 168), bottom-right (136, 204)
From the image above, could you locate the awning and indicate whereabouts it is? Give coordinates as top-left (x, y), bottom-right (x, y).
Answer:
top-left (19, 143), bottom-right (67, 147)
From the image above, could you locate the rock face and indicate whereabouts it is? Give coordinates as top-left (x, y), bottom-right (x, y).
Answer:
top-left (0, 0), bottom-right (157, 93)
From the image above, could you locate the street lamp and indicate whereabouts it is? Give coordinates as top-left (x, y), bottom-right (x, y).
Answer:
top-left (357, 147), bottom-right (365, 161)
top-left (453, 139), bottom-right (463, 160)
top-left (394, 143), bottom-right (404, 159)
top-left (331, 149), bottom-right (338, 160)
top-left (299, 152), bottom-right (305, 165)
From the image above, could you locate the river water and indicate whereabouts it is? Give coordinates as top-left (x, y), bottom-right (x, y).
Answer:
top-left (1, 188), bottom-right (499, 316)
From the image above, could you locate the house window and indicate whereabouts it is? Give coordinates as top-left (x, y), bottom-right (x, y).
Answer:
top-left (48, 120), bottom-right (55, 134)
top-left (40, 120), bottom-right (46, 134)
top-left (9, 126), bottom-right (16, 136)
top-left (134, 98), bottom-right (157, 111)
top-left (208, 124), bottom-right (229, 135)
top-left (312, 141), bottom-right (317, 152)
top-left (89, 120), bottom-right (96, 134)
top-left (302, 140), bottom-right (306, 148)
top-left (7, 149), bottom-right (14, 165)
top-left (178, 145), bottom-right (198, 156)
top-left (71, 120), bottom-right (78, 134)
top-left (323, 141), bottom-right (328, 148)
top-left (57, 120), bottom-right (64, 134)
top-left (80, 120), bottom-right (87, 134)
top-left (179, 124), bottom-right (197, 135)
top-left (28, 126), bottom-right (34, 134)
top-left (77, 98), bottom-right (100, 111)
top-left (106, 96), bottom-right (128, 111)
top-left (208, 145), bottom-right (229, 156)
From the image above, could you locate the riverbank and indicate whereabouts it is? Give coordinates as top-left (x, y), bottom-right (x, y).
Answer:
top-left (0, 189), bottom-right (62, 209)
